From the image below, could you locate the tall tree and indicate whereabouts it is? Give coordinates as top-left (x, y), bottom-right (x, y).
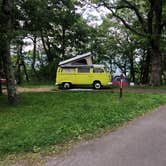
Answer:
top-left (0, 0), bottom-right (17, 104)
top-left (0, 52), bottom-right (3, 95)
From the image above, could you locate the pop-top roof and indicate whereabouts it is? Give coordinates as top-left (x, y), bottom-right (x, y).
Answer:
top-left (60, 64), bottom-right (105, 68)
top-left (59, 52), bottom-right (91, 66)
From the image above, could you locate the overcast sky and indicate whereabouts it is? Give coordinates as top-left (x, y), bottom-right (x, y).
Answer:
top-left (76, 3), bottom-right (109, 26)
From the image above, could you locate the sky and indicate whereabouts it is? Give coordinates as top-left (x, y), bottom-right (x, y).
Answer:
top-left (23, 38), bottom-right (33, 52)
top-left (76, 3), bottom-right (109, 27)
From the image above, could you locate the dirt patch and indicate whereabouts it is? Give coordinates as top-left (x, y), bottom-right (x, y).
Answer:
top-left (17, 87), bottom-right (53, 93)
top-left (3, 87), bottom-right (166, 94)
top-left (123, 88), bottom-right (166, 94)
top-left (2, 87), bottom-right (53, 94)
top-left (18, 87), bottom-right (166, 93)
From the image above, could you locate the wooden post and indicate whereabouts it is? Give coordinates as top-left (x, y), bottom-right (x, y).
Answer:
top-left (120, 74), bottom-right (123, 98)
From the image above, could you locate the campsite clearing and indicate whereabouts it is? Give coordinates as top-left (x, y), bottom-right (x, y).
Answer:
top-left (0, 91), bottom-right (166, 160)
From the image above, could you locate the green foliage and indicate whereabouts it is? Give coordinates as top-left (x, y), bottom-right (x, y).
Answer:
top-left (1, 0), bottom-right (166, 85)
top-left (0, 92), bottom-right (166, 156)
top-left (92, 0), bottom-right (166, 85)
top-left (3, 0), bottom-right (93, 83)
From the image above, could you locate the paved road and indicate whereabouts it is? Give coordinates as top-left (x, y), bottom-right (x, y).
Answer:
top-left (45, 106), bottom-right (166, 166)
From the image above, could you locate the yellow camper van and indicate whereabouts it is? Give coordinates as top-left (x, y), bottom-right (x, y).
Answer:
top-left (56, 65), bottom-right (111, 89)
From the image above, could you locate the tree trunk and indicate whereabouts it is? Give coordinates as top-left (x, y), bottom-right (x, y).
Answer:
top-left (61, 27), bottom-right (66, 60)
top-left (141, 49), bottom-right (151, 84)
top-left (31, 35), bottom-right (39, 79)
top-left (0, 82), bottom-right (2, 95)
top-left (0, 80), bottom-right (2, 95)
top-left (22, 62), bottom-right (29, 82)
top-left (2, 40), bottom-right (17, 103)
top-left (129, 56), bottom-right (135, 82)
top-left (149, 0), bottom-right (162, 86)
top-left (16, 41), bottom-right (30, 84)
top-left (0, 55), bottom-right (3, 95)
top-left (1, 0), bottom-right (17, 104)
top-left (17, 64), bottom-right (21, 84)
top-left (150, 48), bottom-right (162, 85)
top-left (16, 48), bottom-right (21, 84)
top-left (20, 44), bottom-right (29, 83)
top-left (32, 36), bottom-right (37, 72)
top-left (162, 53), bottom-right (166, 84)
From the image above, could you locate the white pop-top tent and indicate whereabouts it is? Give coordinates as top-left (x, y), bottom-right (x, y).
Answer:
top-left (59, 52), bottom-right (92, 66)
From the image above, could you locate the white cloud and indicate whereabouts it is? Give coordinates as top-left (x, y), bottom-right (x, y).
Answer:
top-left (76, 2), bottom-right (110, 26)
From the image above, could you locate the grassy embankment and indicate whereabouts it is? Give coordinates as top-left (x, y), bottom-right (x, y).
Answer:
top-left (0, 91), bottom-right (166, 158)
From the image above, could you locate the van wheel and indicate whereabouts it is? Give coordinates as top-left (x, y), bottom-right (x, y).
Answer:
top-left (93, 81), bottom-right (101, 89)
top-left (62, 82), bottom-right (71, 89)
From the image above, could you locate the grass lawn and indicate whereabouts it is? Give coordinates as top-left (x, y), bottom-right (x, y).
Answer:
top-left (0, 91), bottom-right (166, 158)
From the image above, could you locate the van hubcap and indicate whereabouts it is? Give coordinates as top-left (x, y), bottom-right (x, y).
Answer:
top-left (94, 83), bottom-right (101, 89)
top-left (64, 83), bottom-right (70, 89)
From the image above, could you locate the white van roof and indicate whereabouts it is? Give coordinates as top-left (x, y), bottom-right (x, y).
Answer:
top-left (61, 65), bottom-right (93, 68)
top-left (59, 52), bottom-right (91, 66)
top-left (60, 64), bottom-right (105, 68)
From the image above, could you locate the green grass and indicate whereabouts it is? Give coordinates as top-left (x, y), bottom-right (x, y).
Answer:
top-left (0, 92), bottom-right (166, 157)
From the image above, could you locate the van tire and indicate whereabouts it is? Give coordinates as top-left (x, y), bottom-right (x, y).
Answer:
top-left (62, 82), bottom-right (71, 89)
top-left (93, 81), bottom-right (101, 89)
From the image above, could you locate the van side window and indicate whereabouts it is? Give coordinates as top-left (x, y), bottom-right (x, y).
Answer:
top-left (61, 68), bottom-right (75, 73)
top-left (93, 68), bottom-right (104, 73)
top-left (78, 67), bottom-right (90, 73)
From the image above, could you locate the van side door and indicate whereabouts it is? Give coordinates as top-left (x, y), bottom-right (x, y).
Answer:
top-left (60, 67), bottom-right (76, 84)
top-left (75, 67), bottom-right (91, 85)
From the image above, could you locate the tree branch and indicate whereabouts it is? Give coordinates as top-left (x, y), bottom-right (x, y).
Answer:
top-left (123, 0), bottom-right (147, 33)
top-left (100, 0), bottom-right (147, 36)
top-left (111, 10), bottom-right (146, 37)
